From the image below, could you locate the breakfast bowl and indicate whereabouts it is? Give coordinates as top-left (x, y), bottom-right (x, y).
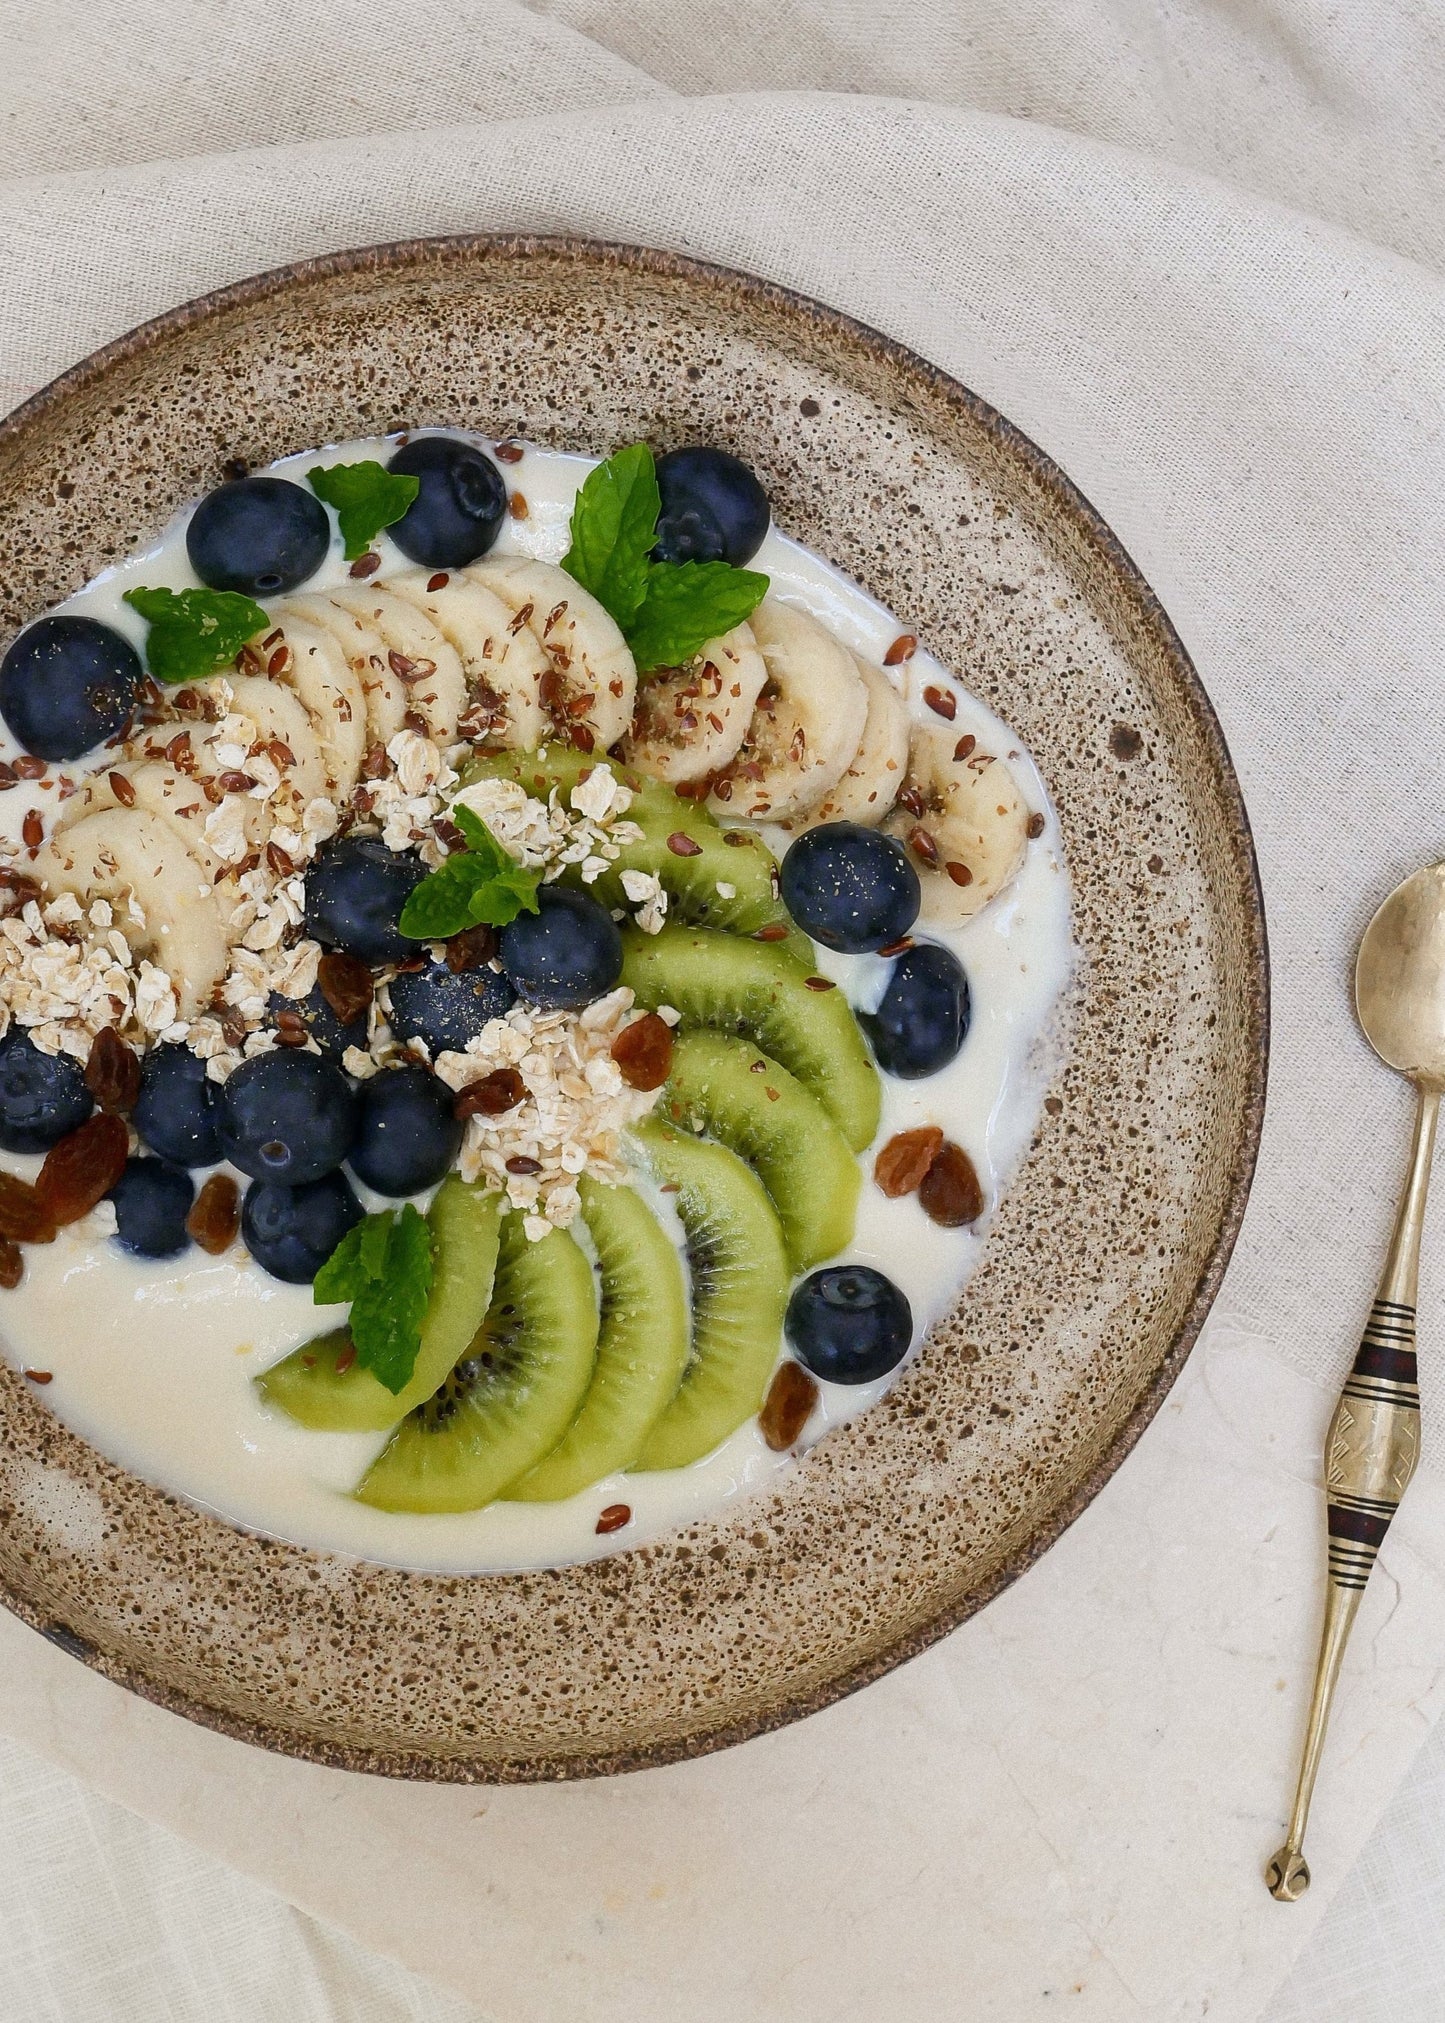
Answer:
top-left (0, 237), bottom-right (1266, 1779)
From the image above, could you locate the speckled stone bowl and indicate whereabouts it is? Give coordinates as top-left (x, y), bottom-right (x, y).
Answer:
top-left (0, 238), bottom-right (1266, 1780)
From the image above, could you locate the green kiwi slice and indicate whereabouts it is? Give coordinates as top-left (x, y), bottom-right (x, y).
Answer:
top-left (659, 1029), bottom-right (859, 1270)
top-left (620, 923), bottom-right (881, 1151)
top-left (256, 1178), bottom-right (502, 1433)
top-left (629, 1118), bottom-right (789, 1473)
top-left (355, 1213), bottom-right (599, 1513)
top-left (459, 745), bottom-right (793, 938)
top-left (508, 1175), bottom-right (690, 1501)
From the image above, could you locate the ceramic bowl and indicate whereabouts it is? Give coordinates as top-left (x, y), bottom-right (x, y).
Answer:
top-left (0, 237), bottom-right (1266, 1779)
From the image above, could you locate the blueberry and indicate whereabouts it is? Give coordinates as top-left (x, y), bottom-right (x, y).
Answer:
top-left (785, 1265), bottom-right (914, 1385)
top-left (132, 1043), bottom-right (222, 1167)
top-left (861, 942), bottom-right (971, 1078)
top-left (497, 886), bottom-right (622, 1010)
top-left (654, 447), bottom-right (770, 567)
top-left (186, 476), bottom-right (330, 597)
top-left (386, 958), bottom-right (515, 1054)
top-left (348, 1066), bottom-right (462, 1197)
top-left (266, 984), bottom-right (367, 1064)
top-left (780, 822), bottom-right (920, 953)
top-left (303, 837), bottom-right (426, 966)
top-left (0, 615), bottom-right (144, 763)
top-left (217, 1051), bottom-right (359, 1186)
top-left (242, 1171), bottom-right (363, 1284)
top-left (0, 1028), bottom-right (92, 1153)
top-left (108, 1158), bottom-right (195, 1260)
top-left (386, 436), bottom-right (507, 568)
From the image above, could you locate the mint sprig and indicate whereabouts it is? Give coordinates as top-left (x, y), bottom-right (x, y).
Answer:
top-left (313, 1202), bottom-right (434, 1394)
top-left (560, 443), bottom-right (768, 672)
top-left (560, 442), bottom-right (659, 632)
top-left (122, 585), bottom-right (268, 684)
top-left (399, 804), bottom-right (541, 941)
top-left (307, 460), bottom-right (420, 561)
top-left (626, 560), bottom-right (770, 672)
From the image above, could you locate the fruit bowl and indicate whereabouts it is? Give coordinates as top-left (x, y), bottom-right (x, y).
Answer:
top-left (0, 237), bottom-right (1266, 1779)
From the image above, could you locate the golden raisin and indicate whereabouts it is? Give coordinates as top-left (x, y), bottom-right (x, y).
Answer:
top-left (454, 1068), bottom-right (527, 1119)
top-left (0, 1172), bottom-right (56, 1245)
top-left (35, 1113), bottom-right (129, 1228)
top-left (317, 950), bottom-right (374, 1026)
top-left (918, 1141), bottom-right (985, 1227)
top-left (873, 1125), bottom-right (944, 1198)
top-left (444, 925), bottom-right (497, 973)
top-left (84, 1027), bottom-right (141, 1113)
top-left (187, 1173), bottom-right (241, 1255)
top-left (759, 1362), bottom-right (819, 1451)
top-left (610, 1014), bottom-right (674, 1092)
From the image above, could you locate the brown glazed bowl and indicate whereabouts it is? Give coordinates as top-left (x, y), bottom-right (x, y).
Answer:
top-left (0, 238), bottom-right (1266, 1780)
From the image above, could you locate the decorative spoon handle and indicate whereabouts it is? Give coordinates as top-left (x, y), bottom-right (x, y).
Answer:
top-left (1266, 1086), bottom-right (1435, 1900)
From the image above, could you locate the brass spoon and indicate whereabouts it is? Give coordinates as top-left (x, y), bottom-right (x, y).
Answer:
top-left (1266, 862), bottom-right (1445, 1900)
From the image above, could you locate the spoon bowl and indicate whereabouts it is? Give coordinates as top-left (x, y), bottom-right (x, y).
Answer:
top-left (1356, 861), bottom-right (1445, 1085)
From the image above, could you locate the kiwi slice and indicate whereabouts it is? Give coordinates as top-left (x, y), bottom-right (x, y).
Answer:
top-left (355, 1213), bottom-right (598, 1513)
top-left (256, 1178), bottom-right (502, 1433)
top-left (508, 1175), bottom-right (690, 1501)
top-left (629, 1118), bottom-right (789, 1472)
top-left (659, 1029), bottom-right (859, 1270)
top-left (621, 924), bottom-right (881, 1152)
top-left (460, 745), bottom-right (791, 937)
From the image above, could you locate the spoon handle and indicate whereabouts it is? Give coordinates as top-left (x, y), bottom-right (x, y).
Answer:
top-left (1266, 1085), bottom-right (1435, 1900)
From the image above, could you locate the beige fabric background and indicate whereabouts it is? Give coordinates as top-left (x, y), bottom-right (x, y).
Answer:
top-left (0, 3), bottom-right (1441, 2016)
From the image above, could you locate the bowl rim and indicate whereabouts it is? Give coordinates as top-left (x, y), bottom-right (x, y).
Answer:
top-left (0, 233), bottom-right (1270, 1780)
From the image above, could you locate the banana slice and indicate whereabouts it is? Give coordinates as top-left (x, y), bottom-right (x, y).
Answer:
top-left (320, 585), bottom-right (465, 745)
top-left (467, 556), bottom-right (636, 751)
top-left (780, 654), bottom-right (910, 832)
top-left (266, 614), bottom-right (366, 798)
top-left (706, 598), bottom-right (868, 825)
top-left (200, 673), bottom-right (329, 810)
top-left (619, 623), bottom-right (767, 786)
top-left (284, 592), bottom-right (410, 748)
top-left (386, 569), bottom-right (549, 749)
top-left (35, 808), bottom-right (230, 1016)
top-left (883, 725), bottom-right (1029, 924)
top-left (55, 759), bottom-right (228, 882)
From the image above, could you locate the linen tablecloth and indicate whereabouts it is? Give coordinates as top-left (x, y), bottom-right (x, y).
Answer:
top-left (0, 4), bottom-right (1443, 2017)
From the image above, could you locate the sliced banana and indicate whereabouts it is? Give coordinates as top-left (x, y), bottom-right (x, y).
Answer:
top-left (883, 724), bottom-right (1029, 924)
top-left (199, 672), bottom-right (330, 810)
top-left (284, 592), bottom-right (410, 747)
top-left (320, 585), bottom-right (465, 745)
top-left (467, 555), bottom-right (636, 751)
top-left (386, 569), bottom-right (548, 750)
top-left (266, 615), bottom-right (366, 798)
top-left (779, 654), bottom-right (910, 832)
top-left (35, 808), bottom-right (230, 1016)
top-left (706, 597), bottom-right (868, 825)
top-left (619, 623), bottom-right (768, 785)
top-left (55, 759), bottom-right (229, 882)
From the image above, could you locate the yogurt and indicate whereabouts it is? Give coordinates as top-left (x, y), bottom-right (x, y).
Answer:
top-left (0, 436), bottom-right (1074, 1572)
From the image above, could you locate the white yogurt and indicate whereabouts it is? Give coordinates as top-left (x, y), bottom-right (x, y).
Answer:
top-left (0, 436), bottom-right (1073, 1572)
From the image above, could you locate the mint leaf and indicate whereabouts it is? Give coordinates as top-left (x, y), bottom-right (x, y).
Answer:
top-left (312, 1222), bottom-right (365, 1305)
top-left (626, 562), bottom-right (769, 673)
top-left (122, 585), bottom-right (269, 684)
top-left (399, 809), bottom-right (541, 940)
top-left (560, 439), bottom-right (771, 672)
top-left (312, 1204), bottom-right (434, 1395)
top-left (560, 442), bottom-right (659, 632)
top-left (307, 460), bottom-right (420, 561)
top-left (349, 1205), bottom-right (434, 1393)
